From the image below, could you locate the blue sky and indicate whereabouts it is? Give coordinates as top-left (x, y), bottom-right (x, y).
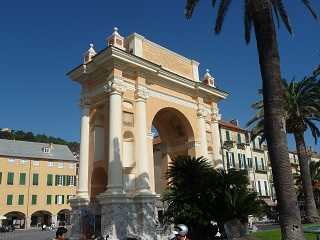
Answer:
top-left (0, 1), bottom-right (319, 151)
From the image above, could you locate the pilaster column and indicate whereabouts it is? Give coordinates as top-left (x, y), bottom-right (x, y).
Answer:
top-left (104, 77), bottom-right (126, 194)
top-left (197, 106), bottom-right (208, 158)
top-left (135, 86), bottom-right (152, 194)
top-left (211, 108), bottom-right (223, 168)
top-left (77, 97), bottom-right (90, 199)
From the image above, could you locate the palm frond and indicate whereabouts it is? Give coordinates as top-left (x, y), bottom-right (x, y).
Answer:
top-left (274, 0), bottom-right (293, 34)
top-left (215, 0), bottom-right (232, 34)
top-left (244, 0), bottom-right (253, 44)
top-left (185, 0), bottom-right (200, 19)
top-left (301, 0), bottom-right (318, 19)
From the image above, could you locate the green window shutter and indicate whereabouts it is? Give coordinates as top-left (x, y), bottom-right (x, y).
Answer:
top-left (0, 172), bottom-right (2, 184)
top-left (74, 176), bottom-right (77, 186)
top-left (31, 195), bottom-right (37, 205)
top-left (63, 175), bottom-right (67, 186)
top-left (261, 158), bottom-right (265, 170)
top-left (55, 195), bottom-right (58, 204)
top-left (231, 153), bottom-right (235, 167)
top-left (7, 172), bottom-right (14, 185)
top-left (226, 152), bottom-right (230, 169)
top-left (7, 194), bottom-right (13, 205)
top-left (55, 175), bottom-right (58, 186)
top-left (238, 153), bottom-right (242, 168)
top-left (255, 157), bottom-right (258, 170)
top-left (243, 155), bottom-right (247, 168)
top-left (226, 131), bottom-right (230, 141)
top-left (47, 174), bottom-right (53, 186)
top-left (18, 195), bottom-right (24, 205)
top-left (258, 181), bottom-right (262, 196)
top-left (32, 173), bottom-right (39, 185)
top-left (19, 173), bottom-right (26, 185)
top-left (62, 195), bottom-right (65, 204)
top-left (237, 133), bottom-right (241, 144)
top-left (47, 195), bottom-right (52, 205)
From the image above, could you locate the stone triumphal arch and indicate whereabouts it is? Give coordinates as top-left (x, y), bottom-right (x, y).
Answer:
top-left (67, 28), bottom-right (228, 239)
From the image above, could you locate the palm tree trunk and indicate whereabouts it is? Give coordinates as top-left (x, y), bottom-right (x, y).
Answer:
top-left (251, 1), bottom-right (305, 239)
top-left (294, 131), bottom-right (320, 223)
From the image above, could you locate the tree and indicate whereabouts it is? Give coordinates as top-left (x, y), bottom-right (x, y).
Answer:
top-left (163, 156), bottom-right (265, 239)
top-left (184, 1), bottom-right (317, 239)
top-left (163, 156), bottom-right (216, 239)
top-left (295, 160), bottom-right (320, 209)
top-left (247, 74), bottom-right (320, 223)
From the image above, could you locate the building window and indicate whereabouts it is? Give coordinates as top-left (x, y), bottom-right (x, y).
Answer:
top-left (247, 158), bottom-right (253, 168)
top-left (237, 133), bottom-right (242, 144)
top-left (48, 161), bottom-right (54, 167)
top-left (257, 181), bottom-right (262, 196)
top-left (264, 181), bottom-right (269, 196)
top-left (8, 158), bottom-right (15, 164)
top-left (20, 159), bottom-right (27, 165)
top-left (55, 175), bottom-right (64, 186)
top-left (47, 195), bottom-right (52, 205)
top-left (19, 173), bottom-right (26, 185)
top-left (42, 147), bottom-right (50, 153)
top-left (254, 157), bottom-right (258, 170)
top-left (55, 195), bottom-right (65, 205)
top-left (7, 194), bottom-right (13, 205)
top-left (226, 131), bottom-right (231, 141)
top-left (238, 154), bottom-right (246, 169)
top-left (18, 195), bottom-right (24, 205)
top-left (261, 158), bottom-right (265, 170)
top-left (32, 173), bottom-right (39, 186)
top-left (57, 162), bottom-right (64, 169)
top-left (32, 160), bottom-right (40, 166)
top-left (226, 152), bottom-right (235, 169)
top-left (7, 172), bottom-right (14, 185)
top-left (47, 174), bottom-right (53, 186)
top-left (67, 176), bottom-right (76, 186)
top-left (31, 195), bottom-right (37, 205)
top-left (0, 172), bottom-right (2, 184)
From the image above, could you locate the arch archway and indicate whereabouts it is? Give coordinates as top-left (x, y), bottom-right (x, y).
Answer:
top-left (4, 211), bottom-right (26, 229)
top-left (57, 209), bottom-right (71, 225)
top-left (31, 210), bottom-right (52, 227)
top-left (152, 107), bottom-right (195, 195)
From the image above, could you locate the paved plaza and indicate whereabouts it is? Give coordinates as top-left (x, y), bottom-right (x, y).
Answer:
top-left (0, 228), bottom-right (71, 240)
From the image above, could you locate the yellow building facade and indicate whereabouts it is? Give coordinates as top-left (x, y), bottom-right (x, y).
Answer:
top-left (0, 139), bottom-right (77, 229)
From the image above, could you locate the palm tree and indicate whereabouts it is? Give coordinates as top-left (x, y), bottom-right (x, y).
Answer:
top-left (163, 156), bottom-right (265, 239)
top-left (184, 1), bottom-right (318, 239)
top-left (247, 75), bottom-right (320, 223)
top-left (295, 161), bottom-right (320, 209)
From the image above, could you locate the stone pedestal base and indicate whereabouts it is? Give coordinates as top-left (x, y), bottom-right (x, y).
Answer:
top-left (69, 196), bottom-right (90, 240)
top-left (97, 192), bottom-right (158, 240)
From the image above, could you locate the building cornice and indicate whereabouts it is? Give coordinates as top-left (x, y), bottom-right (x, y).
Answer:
top-left (67, 46), bottom-right (229, 101)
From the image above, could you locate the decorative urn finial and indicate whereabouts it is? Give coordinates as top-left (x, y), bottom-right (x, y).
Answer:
top-left (84, 43), bottom-right (97, 64)
top-left (203, 69), bottom-right (216, 87)
top-left (107, 27), bottom-right (125, 50)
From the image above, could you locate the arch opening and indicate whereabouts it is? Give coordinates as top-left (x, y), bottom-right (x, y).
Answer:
top-left (57, 209), bottom-right (71, 226)
top-left (31, 210), bottom-right (52, 227)
top-left (4, 211), bottom-right (26, 229)
top-left (152, 107), bottom-right (195, 195)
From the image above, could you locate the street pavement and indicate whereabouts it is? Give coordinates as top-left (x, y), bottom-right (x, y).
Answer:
top-left (0, 228), bottom-right (71, 240)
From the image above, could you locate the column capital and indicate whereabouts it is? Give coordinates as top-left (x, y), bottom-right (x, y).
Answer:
top-left (134, 85), bottom-right (149, 101)
top-left (79, 96), bottom-right (91, 113)
top-left (211, 108), bottom-right (221, 122)
top-left (104, 77), bottom-right (127, 95)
